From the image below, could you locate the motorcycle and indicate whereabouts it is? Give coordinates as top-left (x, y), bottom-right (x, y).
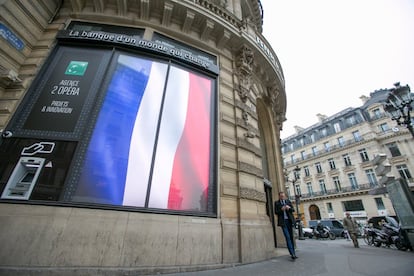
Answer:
top-left (312, 224), bottom-right (336, 240)
top-left (373, 217), bottom-right (412, 251)
top-left (363, 225), bottom-right (382, 246)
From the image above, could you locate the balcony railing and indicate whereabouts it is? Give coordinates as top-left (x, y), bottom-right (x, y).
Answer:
top-left (284, 137), bottom-right (365, 166)
top-left (292, 183), bottom-right (374, 200)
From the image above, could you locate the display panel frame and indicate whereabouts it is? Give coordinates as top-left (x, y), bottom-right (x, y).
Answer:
top-left (0, 22), bottom-right (218, 217)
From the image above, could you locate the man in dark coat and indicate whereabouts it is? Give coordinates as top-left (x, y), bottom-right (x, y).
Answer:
top-left (275, 191), bottom-right (297, 259)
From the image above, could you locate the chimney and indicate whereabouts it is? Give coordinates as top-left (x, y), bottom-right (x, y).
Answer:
top-left (294, 125), bottom-right (304, 133)
top-left (360, 95), bottom-right (369, 104)
top-left (316, 113), bottom-right (327, 122)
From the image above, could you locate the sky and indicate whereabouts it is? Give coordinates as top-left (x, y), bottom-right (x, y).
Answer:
top-left (260, 0), bottom-right (414, 139)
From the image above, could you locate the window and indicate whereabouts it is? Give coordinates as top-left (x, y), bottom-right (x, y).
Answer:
top-left (285, 187), bottom-right (291, 198)
top-left (333, 122), bottom-right (341, 133)
top-left (293, 169), bottom-right (300, 180)
top-left (332, 220), bottom-right (343, 228)
top-left (319, 179), bottom-right (327, 194)
top-left (374, 197), bottom-right (385, 210)
top-left (72, 52), bottom-right (216, 214)
top-left (306, 182), bottom-right (314, 196)
top-left (397, 164), bottom-right (412, 180)
top-left (301, 151), bottom-right (306, 160)
top-left (337, 136), bottom-right (345, 147)
top-left (315, 162), bottom-right (323, 174)
top-left (343, 200), bottom-right (364, 212)
top-left (379, 123), bottom-right (389, 132)
top-left (346, 115), bottom-right (356, 126)
top-left (328, 158), bottom-right (336, 170)
top-left (352, 130), bottom-right (361, 142)
top-left (333, 176), bottom-right (341, 192)
top-left (311, 133), bottom-right (316, 143)
top-left (312, 146), bottom-right (318, 156)
top-left (348, 173), bottom-right (359, 190)
top-left (290, 154), bottom-right (295, 163)
top-left (324, 141), bottom-right (330, 152)
top-left (343, 154), bottom-right (352, 166)
top-left (358, 148), bottom-right (369, 162)
top-left (295, 184), bottom-right (301, 196)
top-left (320, 127), bottom-right (328, 137)
top-left (327, 202), bottom-right (333, 213)
top-left (373, 108), bottom-right (381, 119)
top-left (299, 137), bottom-right (304, 146)
top-left (386, 142), bottom-right (401, 157)
top-left (304, 166), bottom-right (310, 177)
top-left (365, 169), bottom-right (378, 187)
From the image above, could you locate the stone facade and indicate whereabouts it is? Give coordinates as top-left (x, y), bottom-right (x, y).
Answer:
top-left (0, 0), bottom-right (288, 274)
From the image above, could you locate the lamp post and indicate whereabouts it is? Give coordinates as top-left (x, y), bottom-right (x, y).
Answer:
top-left (383, 82), bottom-right (414, 138)
top-left (285, 166), bottom-right (305, 240)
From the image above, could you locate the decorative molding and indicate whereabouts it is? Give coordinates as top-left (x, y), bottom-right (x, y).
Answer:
top-left (238, 161), bottom-right (262, 176)
top-left (236, 46), bottom-right (254, 103)
top-left (93, 0), bottom-right (105, 13)
top-left (235, 117), bottom-right (257, 133)
top-left (182, 10), bottom-right (195, 33)
top-left (201, 19), bottom-right (214, 41)
top-left (162, 2), bottom-right (174, 26)
top-left (237, 138), bottom-right (261, 157)
top-left (0, 67), bottom-right (22, 89)
top-left (195, 0), bottom-right (244, 30)
top-left (140, 0), bottom-right (150, 20)
top-left (116, 0), bottom-right (128, 16)
top-left (240, 187), bottom-right (266, 202)
top-left (217, 29), bottom-right (231, 49)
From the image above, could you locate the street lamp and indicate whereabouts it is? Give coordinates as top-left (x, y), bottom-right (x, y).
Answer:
top-left (285, 165), bottom-right (305, 240)
top-left (383, 82), bottom-right (414, 138)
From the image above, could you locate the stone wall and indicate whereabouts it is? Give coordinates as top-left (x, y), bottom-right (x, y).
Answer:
top-left (0, 0), bottom-right (288, 273)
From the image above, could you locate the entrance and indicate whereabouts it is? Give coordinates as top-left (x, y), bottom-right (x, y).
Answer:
top-left (309, 204), bottom-right (321, 220)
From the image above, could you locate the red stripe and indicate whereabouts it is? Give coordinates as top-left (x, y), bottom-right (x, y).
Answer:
top-left (167, 73), bottom-right (212, 210)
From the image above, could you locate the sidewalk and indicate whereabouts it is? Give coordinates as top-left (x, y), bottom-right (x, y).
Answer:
top-left (1, 238), bottom-right (412, 276)
top-left (158, 238), bottom-right (413, 276)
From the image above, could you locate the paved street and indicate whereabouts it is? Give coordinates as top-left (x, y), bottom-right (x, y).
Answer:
top-left (159, 238), bottom-right (413, 276)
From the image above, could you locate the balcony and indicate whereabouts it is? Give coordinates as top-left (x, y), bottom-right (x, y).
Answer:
top-left (284, 137), bottom-right (365, 166)
top-left (298, 183), bottom-right (373, 200)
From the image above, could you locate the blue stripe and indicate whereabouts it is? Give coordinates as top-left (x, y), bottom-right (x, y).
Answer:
top-left (74, 56), bottom-right (152, 205)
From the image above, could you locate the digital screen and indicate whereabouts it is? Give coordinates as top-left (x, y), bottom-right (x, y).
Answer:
top-left (23, 47), bottom-right (110, 133)
top-left (20, 171), bottom-right (35, 183)
top-left (73, 53), bottom-right (214, 213)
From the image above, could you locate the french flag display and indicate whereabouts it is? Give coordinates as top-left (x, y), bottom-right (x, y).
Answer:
top-left (73, 54), bottom-right (213, 212)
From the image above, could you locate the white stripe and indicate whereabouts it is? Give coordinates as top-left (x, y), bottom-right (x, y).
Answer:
top-left (123, 61), bottom-right (169, 206)
top-left (148, 67), bottom-right (189, 208)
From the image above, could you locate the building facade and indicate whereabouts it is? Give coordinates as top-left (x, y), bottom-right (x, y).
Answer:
top-left (281, 88), bottom-right (414, 226)
top-left (0, 0), bottom-right (289, 274)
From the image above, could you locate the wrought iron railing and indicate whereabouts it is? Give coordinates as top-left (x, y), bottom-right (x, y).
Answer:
top-left (291, 183), bottom-right (374, 200)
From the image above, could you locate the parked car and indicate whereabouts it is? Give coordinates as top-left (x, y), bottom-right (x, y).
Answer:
top-left (308, 219), bottom-right (345, 237)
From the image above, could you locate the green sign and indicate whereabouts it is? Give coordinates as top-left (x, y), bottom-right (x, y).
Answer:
top-left (65, 61), bottom-right (88, 76)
